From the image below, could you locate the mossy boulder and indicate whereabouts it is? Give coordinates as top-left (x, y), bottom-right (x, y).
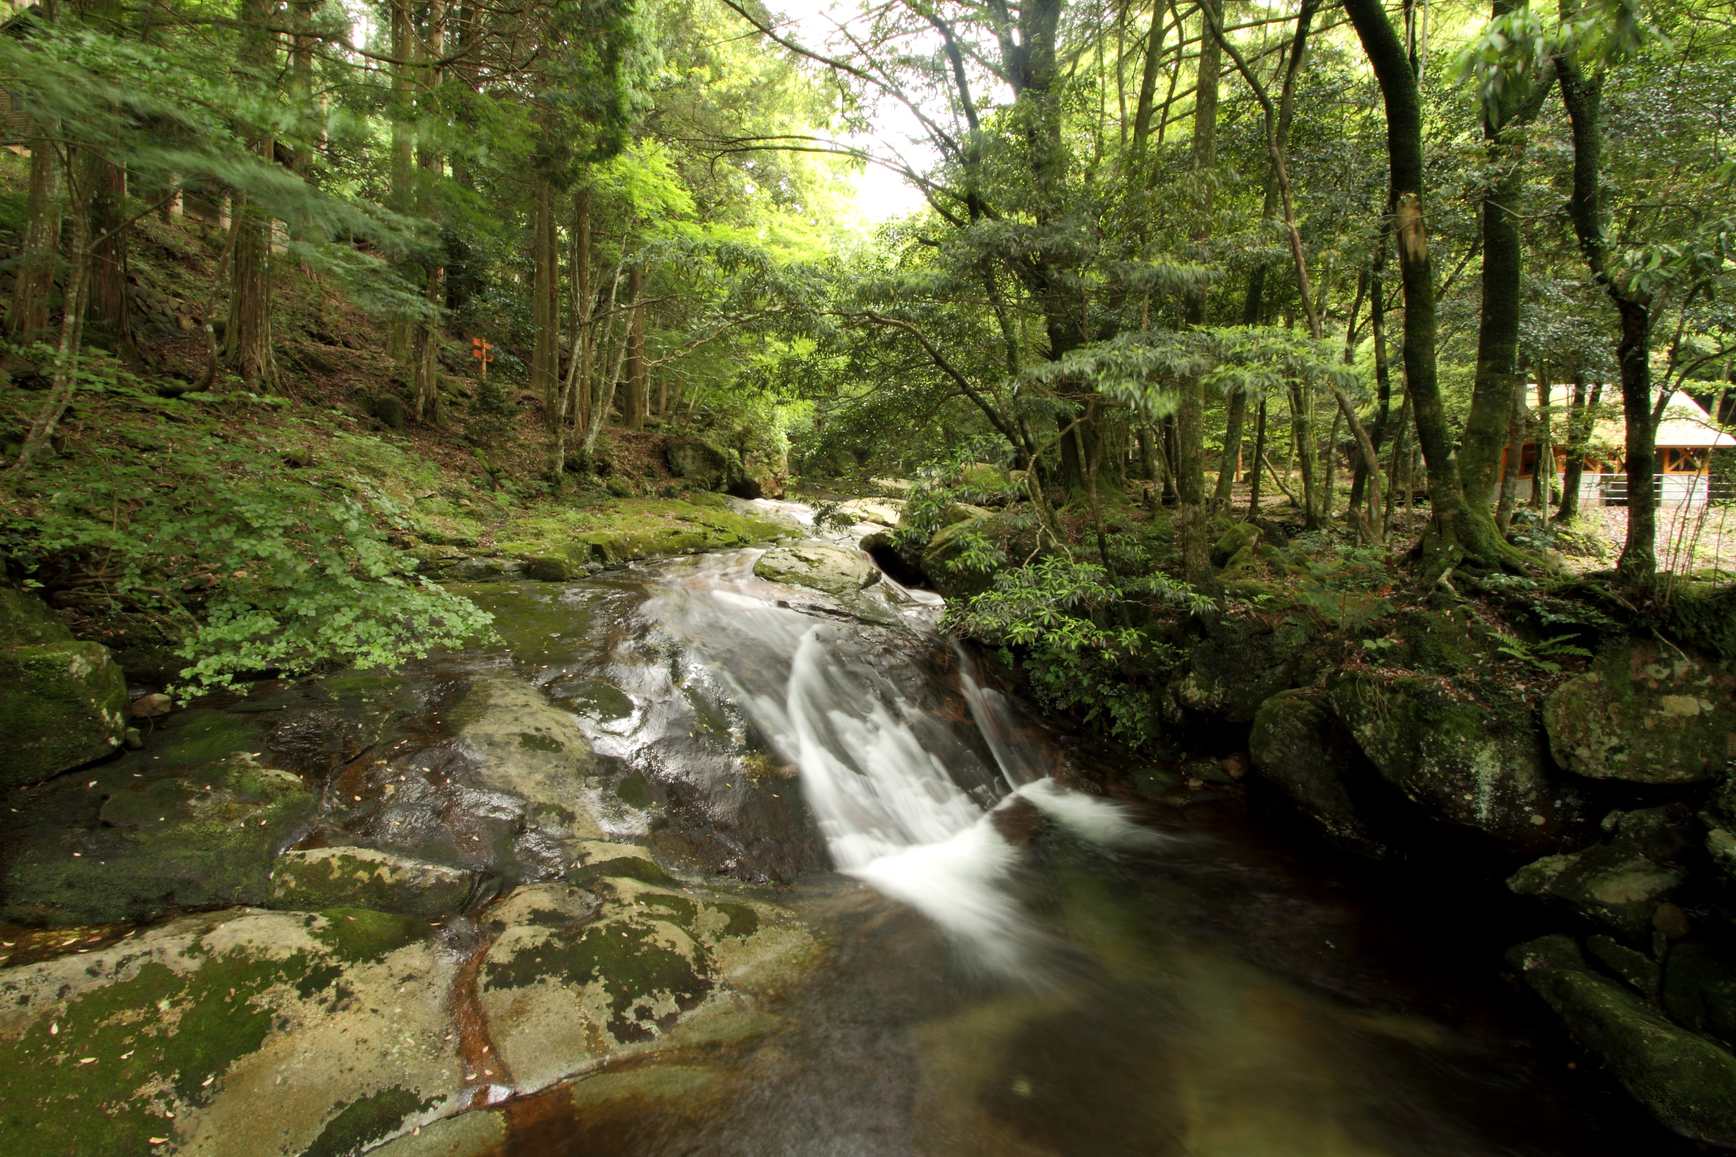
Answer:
top-left (0, 586), bottom-right (72, 645)
top-left (753, 543), bottom-right (878, 600)
top-left (1509, 935), bottom-right (1736, 1146)
top-left (497, 496), bottom-right (795, 577)
top-left (0, 640), bottom-right (128, 786)
top-left (1210, 521), bottom-right (1261, 569)
top-left (664, 438), bottom-right (733, 491)
top-left (1248, 689), bottom-right (1377, 848)
top-left (1330, 671), bottom-right (1570, 848)
top-left (1508, 844), bottom-right (1684, 941)
top-left (834, 497), bottom-right (904, 528)
top-left (0, 907), bottom-right (453, 1155)
top-left (1175, 611), bottom-right (1321, 723)
top-left (0, 754), bottom-right (318, 926)
top-left (269, 846), bottom-right (475, 918)
top-left (919, 514), bottom-right (998, 600)
top-left (1543, 640), bottom-right (1734, 784)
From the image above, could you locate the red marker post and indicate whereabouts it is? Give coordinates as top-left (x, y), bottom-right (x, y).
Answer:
top-left (470, 337), bottom-right (494, 381)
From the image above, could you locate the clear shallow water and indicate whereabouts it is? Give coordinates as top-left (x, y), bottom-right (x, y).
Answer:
top-left (473, 538), bottom-right (1688, 1157)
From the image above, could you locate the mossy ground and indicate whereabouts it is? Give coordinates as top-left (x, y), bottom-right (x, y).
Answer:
top-left (494, 494), bottom-right (796, 576)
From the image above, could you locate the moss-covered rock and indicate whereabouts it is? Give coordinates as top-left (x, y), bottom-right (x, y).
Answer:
top-left (834, 497), bottom-right (904, 528)
top-left (920, 514), bottom-right (998, 599)
top-left (1210, 521), bottom-right (1261, 569)
top-left (1, 754), bottom-right (317, 926)
top-left (496, 495), bottom-right (795, 576)
top-left (0, 585), bottom-right (72, 645)
top-left (450, 673), bottom-right (596, 810)
top-left (1330, 671), bottom-right (1569, 848)
top-left (0, 640), bottom-right (128, 786)
top-left (0, 908), bottom-right (455, 1155)
top-left (1508, 843), bottom-right (1684, 940)
top-left (478, 875), bottom-right (816, 1096)
top-left (1509, 934), bottom-right (1736, 1146)
top-left (1543, 640), bottom-right (1734, 784)
top-left (1248, 689), bottom-right (1377, 849)
top-left (1175, 611), bottom-right (1322, 723)
top-left (665, 438), bottom-right (734, 490)
top-left (269, 846), bottom-right (475, 918)
top-left (753, 542), bottom-right (878, 600)
top-left (1586, 934), bottom-right (1660, 996)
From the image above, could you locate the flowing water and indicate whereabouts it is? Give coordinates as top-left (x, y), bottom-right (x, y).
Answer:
top-left (452, 509), bottom-right (1687, 1157)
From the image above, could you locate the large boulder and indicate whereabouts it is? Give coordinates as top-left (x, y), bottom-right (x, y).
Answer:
top-left (1248, 689), bottom-right (1377, 848)
top-left (753, 543), bottom-right (879, 600)
top-left (1, 754), bottom-right (317, 926)
top-left (920, 514), bottom-right (998, 600)
top-left (1509, 935), bottom-right (1736, 1146)
top-left (664, 438), bottom-right (733, 491)
top-left (1662, 942), bottom-right (1736, 1051)
top-left (834, 497), bottom-right (904, 528)
top-left (0, 640), bottom-right (128, 786)
top-left (1176, 612), bottom-right (1321, 723)
top-left (1330, 671), bottom-right (1571, 848)
top-left (1544, 640), bottom-right (1734, 784)
top-left (0, 907), bottom-right (458, 1156)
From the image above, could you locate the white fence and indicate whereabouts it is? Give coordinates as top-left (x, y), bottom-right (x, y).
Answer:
top-left (1514, 472), bottom-right (1735, 509)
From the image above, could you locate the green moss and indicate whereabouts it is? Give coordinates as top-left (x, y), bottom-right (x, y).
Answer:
top-left (709, 901), bottom-right (760, 939)
top-left (0, 640), bottom-right (128, 787)
top-left (304, 1086), bottom-right (435, 1157)
top-left (1, 757), bottom-right (316, 926)
top-left (0, 586), bottom-right (73, 646)
top-left (483, 918), bottom-right (710, 1041)
top-left (615, 772), bottom-right (652, 809)
top-left (637, 893), bottom-right (700, 927)
top-left (308, 908), bottom-right (426, 963)
top-left (495, 496), bottom-right (794, 576)
top-left (0, 944), bottom-right (332, 1153)
top-left (518, 730), bottom-right (565, 753)
top-left (567, 855), bottom-right (676, 888)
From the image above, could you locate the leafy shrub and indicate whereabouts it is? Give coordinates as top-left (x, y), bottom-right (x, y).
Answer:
top-left (2, 368), bottom-right (494, 697)
top-left (947, 555), bottom-right (1211, 749)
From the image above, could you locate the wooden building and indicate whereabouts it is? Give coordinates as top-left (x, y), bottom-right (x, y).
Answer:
top-left (1497, 386), bottom-right (1735, 508)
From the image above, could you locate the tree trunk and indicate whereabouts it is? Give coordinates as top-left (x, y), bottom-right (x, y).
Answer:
top-left (532, 175), bottom-right (558, 437)
top-left (411, 0), bottom-right (446, 425)
top-left (1175, 0), bottom-right (1219, 575)
top-left (8, 127), bottom-right (62, 346)
top-left (225, 0), bottom-right (276, 390)
top-left (7, 184), bottom-right (91, 479)
top-left (625, 264), bottom-right (647, 430)
top-left (1344, 0), bottom-right (1470, 566)
top-left (1532, 368), bottom-right (1553, 525)
top-left (1558, 376), bottom-right (1599, 522)
top-left (1556, 56), bottom-right (1656, 582)
top-left (388, 0), bottom-right (415, 366)
top-left (1247, 398), bottom-right (1268, 516)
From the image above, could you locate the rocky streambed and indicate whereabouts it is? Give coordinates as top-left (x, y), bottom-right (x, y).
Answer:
top-left (0, 499), bottom-right (1731, 1156)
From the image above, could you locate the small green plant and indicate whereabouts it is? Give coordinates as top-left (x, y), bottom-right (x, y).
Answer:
top-left (1491, 630), bottom-right (1593, 674)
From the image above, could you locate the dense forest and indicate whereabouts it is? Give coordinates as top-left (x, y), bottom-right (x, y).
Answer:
top-left (2, 0), bottom-right (1736, 1153)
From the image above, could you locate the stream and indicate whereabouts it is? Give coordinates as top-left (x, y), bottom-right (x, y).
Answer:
top-left (0, 502), bottom-right (1699, 1155)
top-left (432, 505), bottom-right (1681, 1156)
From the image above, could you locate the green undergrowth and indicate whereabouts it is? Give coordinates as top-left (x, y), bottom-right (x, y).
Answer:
top-left (0, 351), bottom-right (794, 699)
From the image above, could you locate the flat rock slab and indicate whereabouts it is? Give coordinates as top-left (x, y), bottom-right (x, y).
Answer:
top-left (1, 754), bottom-right (317, 926)
top-left (0, 907), bottom-right (460, 1156)
top-left (269, 846), bottom-right (476, 918)
top-left (479, 871), bottom-right (818, 1096)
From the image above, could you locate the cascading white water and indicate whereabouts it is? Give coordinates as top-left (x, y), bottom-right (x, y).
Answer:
top-left (641, 538), bottom-right (1158, 973)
